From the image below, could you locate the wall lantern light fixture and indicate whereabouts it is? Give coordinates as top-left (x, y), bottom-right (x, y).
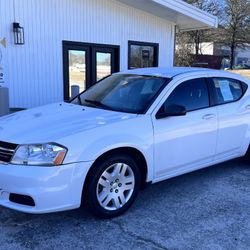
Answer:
top-left (13, 22), bottom-right (25, 45)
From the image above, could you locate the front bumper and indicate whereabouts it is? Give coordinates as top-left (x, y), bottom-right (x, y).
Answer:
top-left (0, 161), bottom-right (93, 214)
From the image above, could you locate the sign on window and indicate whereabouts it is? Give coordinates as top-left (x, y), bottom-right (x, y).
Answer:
top-left (218, 80), bottom-right (234, 102)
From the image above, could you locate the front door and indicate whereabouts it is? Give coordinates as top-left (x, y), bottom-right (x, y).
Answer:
top-left (152, 77), bottom-right (218, 180)
top-left (63, 41), bottom-right (119, 100)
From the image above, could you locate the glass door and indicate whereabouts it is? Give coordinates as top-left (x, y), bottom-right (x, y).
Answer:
top-left (68, 50), bottom-right (87, 96)
top-left (92, 47), bottom-right (118, 83)
top-left (96, 52), bottom-right (112, 81)
top-left (63, 43), bottom-right (90, 100)
top-left (63, 41), bottom-right (119, 101)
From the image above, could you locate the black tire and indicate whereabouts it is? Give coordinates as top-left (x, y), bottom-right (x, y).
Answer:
top-left (241, 145), bottom-right (250, 163)
top-left (84, 154), bottom-right (141, 218)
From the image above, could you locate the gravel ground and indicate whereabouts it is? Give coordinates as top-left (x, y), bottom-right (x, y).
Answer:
top-left (0, 159), bottom-right (249, 250)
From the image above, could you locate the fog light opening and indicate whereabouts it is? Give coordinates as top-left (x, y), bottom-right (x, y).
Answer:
top-left (9, 194), bottom-right (35, 207)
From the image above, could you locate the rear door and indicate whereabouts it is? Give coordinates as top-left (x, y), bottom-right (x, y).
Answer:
top-left (209, 77), bottom-right (250, 160)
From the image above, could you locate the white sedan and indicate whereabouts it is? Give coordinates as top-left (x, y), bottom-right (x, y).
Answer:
top-left (0, 67), bottom-right (250, 218)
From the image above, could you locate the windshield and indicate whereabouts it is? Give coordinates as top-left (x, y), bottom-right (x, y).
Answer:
top-left (71, 74), bottom-right (170, 114)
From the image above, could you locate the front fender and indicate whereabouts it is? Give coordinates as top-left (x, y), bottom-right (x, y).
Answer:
top-left (58, 116), bottom-right (154, 182)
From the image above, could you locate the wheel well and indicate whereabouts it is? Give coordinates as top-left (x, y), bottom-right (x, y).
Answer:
top-left (83, 147), bottom-right (148, 197)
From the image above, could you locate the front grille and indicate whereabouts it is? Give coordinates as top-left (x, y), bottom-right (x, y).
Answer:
top-left (0, 141), bottom-right (18, 163)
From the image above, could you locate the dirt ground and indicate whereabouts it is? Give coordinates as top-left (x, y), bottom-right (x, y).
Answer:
top-left (228, 70), bottom-right (250, 79)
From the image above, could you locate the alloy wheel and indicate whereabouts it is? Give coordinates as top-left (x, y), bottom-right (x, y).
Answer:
top-left (96, 163), bottom-right (135, 211)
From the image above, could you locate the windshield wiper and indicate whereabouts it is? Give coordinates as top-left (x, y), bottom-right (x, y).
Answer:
top-left (84, 99), bottom-right (114, 111)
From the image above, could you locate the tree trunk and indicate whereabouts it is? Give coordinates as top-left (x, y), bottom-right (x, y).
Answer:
top-left (230, 43), bottom-right (235, 70)
top-left (194, 31), bottom-right (200, 56)
top-left (195, 43), bottom-right (199, 56)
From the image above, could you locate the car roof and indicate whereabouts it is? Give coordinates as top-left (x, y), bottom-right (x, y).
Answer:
top-left (117, 67), bottom-right (240, 79)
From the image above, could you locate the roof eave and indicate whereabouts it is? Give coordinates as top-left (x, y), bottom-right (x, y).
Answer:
top-left (117, 0), bottom-right (218, 31)
top-left (178, 23), bottom-right (218, 32)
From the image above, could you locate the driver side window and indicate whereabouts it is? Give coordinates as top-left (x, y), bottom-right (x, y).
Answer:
top-left (163, 78), bottom-right (209, 112)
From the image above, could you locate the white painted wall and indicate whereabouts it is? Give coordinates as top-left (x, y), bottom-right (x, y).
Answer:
top-left (0, 0), bottom-right (175, 108)
top-left (189, 42), bottom-right (214, 55)
top-left (199, 42), bottom-right (214, 55)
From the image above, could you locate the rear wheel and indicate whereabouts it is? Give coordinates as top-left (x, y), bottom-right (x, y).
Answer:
top-left (85, 154), bottom-right (141, 218)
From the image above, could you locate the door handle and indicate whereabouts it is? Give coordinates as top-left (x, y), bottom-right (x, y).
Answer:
top-left (245, 105), bottom-right (250, 110)
top-left (202, 114), bottom-right (216, 120)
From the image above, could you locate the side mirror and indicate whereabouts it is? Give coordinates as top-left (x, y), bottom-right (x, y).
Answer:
top-left (156, 104), bottom-right (187, 119)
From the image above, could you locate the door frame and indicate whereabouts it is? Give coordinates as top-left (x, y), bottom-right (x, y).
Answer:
top-left (63, 41), bottom-right (120, 100)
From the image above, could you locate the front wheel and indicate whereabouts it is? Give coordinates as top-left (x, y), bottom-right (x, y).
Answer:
top-left (85, 154), bottom-right (141, 218)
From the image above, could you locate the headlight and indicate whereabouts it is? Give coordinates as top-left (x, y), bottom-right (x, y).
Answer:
top-left (11, 143), bottom-right (67, 166)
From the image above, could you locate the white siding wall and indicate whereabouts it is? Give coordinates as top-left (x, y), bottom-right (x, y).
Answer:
top-left (0, 0), bottom-right (175, 108)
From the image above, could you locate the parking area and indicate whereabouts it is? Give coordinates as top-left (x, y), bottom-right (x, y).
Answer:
top-left (0, 159), bottom-right (249, 250)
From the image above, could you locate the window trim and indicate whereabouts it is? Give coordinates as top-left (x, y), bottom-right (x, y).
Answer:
top-left (154, 76), bottom-right (249, 119)
top-left (128, 40), bottom-right (159, 69)
top-left (208, 77), bottom-right (248, 107)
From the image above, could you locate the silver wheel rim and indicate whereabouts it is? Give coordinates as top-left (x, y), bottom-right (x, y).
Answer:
top-left (96, 163), bottom-right (135, 211)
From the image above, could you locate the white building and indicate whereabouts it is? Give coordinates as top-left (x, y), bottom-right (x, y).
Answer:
top-left (0, 0), bottom-right (217, 109)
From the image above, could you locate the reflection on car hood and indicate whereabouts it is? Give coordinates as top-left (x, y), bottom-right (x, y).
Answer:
top-left (0, 102), bottom-right (137, 144)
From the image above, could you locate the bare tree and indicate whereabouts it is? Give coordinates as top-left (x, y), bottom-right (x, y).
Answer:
top-left (219, 0), bottom-right (250, 69)
top-left (184, 0), bottom-right (222, 55)
top-left (176, 0), bottom-right (250, 69)
top-left (175, 0), bottom-right (221, 66)
top-left (175, 32), bottom-right (194, 66)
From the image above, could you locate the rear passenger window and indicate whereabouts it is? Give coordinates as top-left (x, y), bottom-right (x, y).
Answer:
top-left (165, 78), bottom-right (209, 112)
top-left (211, 78), bottom-right (244, 105)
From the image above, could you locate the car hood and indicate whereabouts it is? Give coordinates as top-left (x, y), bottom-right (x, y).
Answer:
top-left (0, 102), bottom-right (137, 144)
